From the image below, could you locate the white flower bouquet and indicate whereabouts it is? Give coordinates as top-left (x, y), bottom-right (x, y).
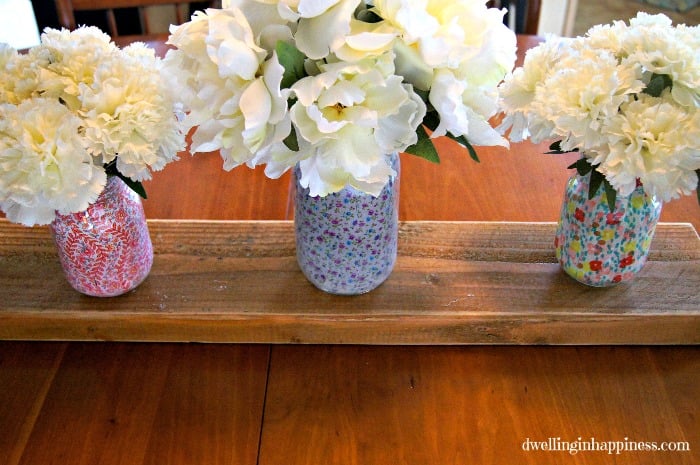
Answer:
top-left (498, 13), bottom-right (700, 206)
top-left (162, 0), bottom-right (517, 197)
top-left (0, 27), bottom-right (186, 226)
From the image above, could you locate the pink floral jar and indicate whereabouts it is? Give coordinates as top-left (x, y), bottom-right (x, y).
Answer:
top-left (50, 176), bottom-right (153, 297)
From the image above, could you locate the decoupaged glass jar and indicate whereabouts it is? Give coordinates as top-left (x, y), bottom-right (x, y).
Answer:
top-left (50, 176), bottom-right (153, 297)
top-left (555, 172), bottom-right (662, 287)
top-left (294, 153), bottom-right (400, 295)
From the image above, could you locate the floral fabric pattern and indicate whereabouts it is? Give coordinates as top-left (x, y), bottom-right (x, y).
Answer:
top-left (50, 177), bottom-right (153, 297)
top-left (294, 153), bottom-right (399, 294)
top-left (555, 173), bottom-right (662, 287)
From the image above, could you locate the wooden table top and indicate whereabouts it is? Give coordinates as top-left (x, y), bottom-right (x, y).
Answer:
top-left (1, 34), bottom-right (698, 465)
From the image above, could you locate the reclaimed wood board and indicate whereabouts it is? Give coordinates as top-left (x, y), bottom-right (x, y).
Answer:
top-left (1, 219), bottom-right (698, 344)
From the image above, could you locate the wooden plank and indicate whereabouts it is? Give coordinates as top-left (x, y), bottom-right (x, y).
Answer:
top-left (259, 345), bottom-right (699, 465)
top-left (0, 220), bottom-right (698, 344)
top-left (15, 343), bottom-right (269, 465)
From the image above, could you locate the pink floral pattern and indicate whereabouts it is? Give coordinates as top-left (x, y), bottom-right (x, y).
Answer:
top-left (294, 154), bottom-right (400, 295)
top-left (50, 177), bottom-right (153, 297)
top-left (555, 173), bottom-right (662, 287)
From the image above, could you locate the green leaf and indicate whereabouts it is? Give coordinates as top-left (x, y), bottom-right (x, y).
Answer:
top-left (283, 126), bottom-right (299, 151)
top-left (356, 8), bottom-right (382, 23)
top-left (104, 160), bottom-right (147, 199)
top-left (414, 88), bottom-right (430, 105)
top-left (421, 110), bottom-right (440, 132)
top-left (117, 173), bottom-right (148, 200)
top-left (588, 168), bottom-right (605, 201)
top-left (446, 132), bottom-right (479, 163)
top-left (548, 140), bottom-right (565, 154)
top-left (578, 165), bottom-right (619, 212)
top-left (567, 158), bottom-right (593, 176)
top-left (547, 140), bottom-right (579, 154)
top-left (643, 73), bottom-right (673, 98)
top-left (276, 41), bottom-right (306, 90)
top-left (603, 178), bottom-right (617, 211)
top-left (405, 125), bottom-right (440, 163)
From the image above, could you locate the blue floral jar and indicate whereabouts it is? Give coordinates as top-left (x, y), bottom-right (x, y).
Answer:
top-left (294, 153), bottom-right (400, 295)
top-left (555, 172), bottom-right (662, 287)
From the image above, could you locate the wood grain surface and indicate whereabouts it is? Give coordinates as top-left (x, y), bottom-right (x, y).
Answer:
top-left (260, 345), bottom-right (699, 465)
top-left (2, 220), bottom-right (697, 344)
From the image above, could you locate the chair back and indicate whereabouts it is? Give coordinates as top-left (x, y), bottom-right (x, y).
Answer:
top-left (488, 0), bottom-right (541, 35)
top-left (54, 0), bottom-right (217, 38)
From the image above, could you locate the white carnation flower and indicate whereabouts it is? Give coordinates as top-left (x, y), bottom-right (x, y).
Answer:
top-left (498, 36), bottom-right (569, 142)
top-left (535, 47), bottom-right (644, 151)
top-left (78, 44), bottom-right (184, 181)
top-left (0, 45), bottom-right (37, 104)
top-left (621, 19), bottom-right (700, 108)
top-left (32, 27), bottom-right (117, 110)
top-left (0, 99), bottom-right (106, 226)
top-left (95, 45), bottom-right (183, 179)
top-left (597, 94), bottom-right (700, 201)
top-left (289, 54), bottom-right (425, 196)
top-left (499, 13), bottom-right (700, 205)
top-left (1, 27), bottom-right (184, 226)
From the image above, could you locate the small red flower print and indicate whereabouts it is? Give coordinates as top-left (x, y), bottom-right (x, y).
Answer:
top-left (613, 275), bottom-right (623, 283)
top-left (574, 208), bottom-right (585, 222)
top-left (606, 212), bottom-right (623, 225)
top-left (589, 260), bottom-right (603, 272)
top-left (620, 255), bottom-right (635, 268)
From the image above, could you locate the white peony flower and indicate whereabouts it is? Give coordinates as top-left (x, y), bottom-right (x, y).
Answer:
top-left (372, 0), bottom-right (515, 146)
top-left (290, 0), bottom-right (361, 60)
top-left (429, 69), bottom-right (506, 146)
top-left (166, 0), bottom-right (516, 196)
top-left (289, 54), bottom-right (425, 196)
top-left (223, 0), bottom-right (295, 51)
top-left (227, 0), bottom-right (360, 59)
top-left (0, 99), bottom-right (106, 226)
top-left (163, 8), bottom-right (291, 170)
